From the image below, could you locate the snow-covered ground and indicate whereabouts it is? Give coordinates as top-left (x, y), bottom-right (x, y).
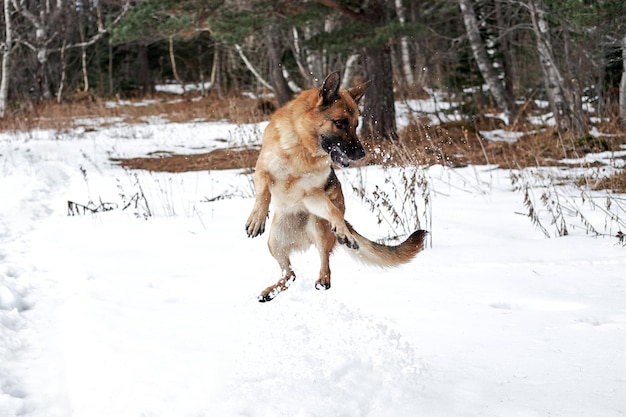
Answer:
top-left (155, 81), bottom-right (212, 96)
top-left (1, 101), bottom-right (626, 417)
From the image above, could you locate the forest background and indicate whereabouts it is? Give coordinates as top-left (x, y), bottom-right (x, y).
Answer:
top-left (1, 0), bottom-right (626, 148)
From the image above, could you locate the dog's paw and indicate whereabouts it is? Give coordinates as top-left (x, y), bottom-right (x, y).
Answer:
top-left (337, 234), bottom-right (359, 249)
top-left (331, 224), bottom-right (359, 250)
top-left (245, 210), bottom-right (268, 238)
top-left (258, 291), bottom-right (276, 302)
top-left (258, 284), bottom-right (281, 302)
top-left (258, 276), bottom-right (294, 302)
top-left (315, 279), bottom-right (331, 291)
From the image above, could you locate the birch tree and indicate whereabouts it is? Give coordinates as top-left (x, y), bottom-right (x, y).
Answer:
top-left (527, 0), bottom-right (587, 137)
top-left (291, 24), bottom-right (329, 87)
top-left (458, 0), bottom-right (517, 124)
top-left (395, 0), bottom-right (414, 89)
top-left (11, 0), bottom-right (66, 100)
top-left (619, 35), bottom-right (626, 125)
top-left (494, 0), bottom-right (515, 108)
top-left (340, 54), bottom-right (360, 90)
top-left (304, 26), bottom-right (325, 84)
top-left (8, 0), bottom-right (129, 100)
top-left (1, 0), bottom-right (13, 117)
top-left (291, 27), bottom-right (318, 86)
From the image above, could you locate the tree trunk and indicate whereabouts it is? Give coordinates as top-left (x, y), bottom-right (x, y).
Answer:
top-left (395, 0), bottom-right (414, 89)
top-left (292, 27), bottom-right (321, 87)
top-left (362, 45), bottom-right (398, 141)
top-left (458, 0), bottom-right (517, 124)
top-left (360, 0), bottom-right (398, 141)
top-left (619, 35), bottom-right (626, 126)
top-left (494, 0), bottom-right (515, 105)
top-left (36, 43), bottom-right (52, 100)
top-left (169, 35), bottom-right (185, 93)
top-left (528, 0), bottom-right (587, 137)
top-left (79, 14), bottom-right (89, 91)
top-left (304, 26), bottom-right (324, 84)
top-left (561, 23), bottom-right (587, 136)
top-left (56, 40), bottom-right (67, 103)
top-left (108, 41), bottom-right (114, 95)
top-left (340, 54), bottom-right (360, 90)
top-left (209, 44), bottom-right (220, 96)
top-left (318, 0), bottom-right (398, 140)
top-left (10, 0), bottom-right (64, 100)
top-left (1, 0), bottom-right (13, 118)
top-left (291, 27), bottom-right (309, 83)
top-left (33, 16), bottom-right (53, 100)
top-left (266, 26), bottom-right (292, 106)
top-left (235, 44), bottom-right (273, 90)
top-left (197, 44), bottom-right (206, 96)
top-left (138, 42), bottom-right (153, 97)
top-left (408, 1), bottom-right (427, 88)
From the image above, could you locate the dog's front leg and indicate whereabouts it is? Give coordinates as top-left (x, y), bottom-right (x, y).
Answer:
top-left (246, 169), bottom-right (272, 238)
top-left (302, 191), bottom-right (359, 249)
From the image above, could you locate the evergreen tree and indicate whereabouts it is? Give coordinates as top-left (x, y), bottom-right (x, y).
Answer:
top-left (208, 0), bottom-right (324, 105)
top-left (314, 0), bottom-right (427, 140)
top-left (210, 0), bottom-right (427, 140)
top-left (112, 0), bottom-right (222, 93)
top-left (549, 0), bottom-right (626, 123)
top-left (112, 0), bottom-right (221, 44)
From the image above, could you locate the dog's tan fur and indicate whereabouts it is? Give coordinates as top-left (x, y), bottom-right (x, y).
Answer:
top-left (246, 72), bottom-right (427, 302)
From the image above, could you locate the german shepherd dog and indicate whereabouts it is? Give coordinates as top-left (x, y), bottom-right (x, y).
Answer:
top-left (246, 71), bottom-right (427, 302)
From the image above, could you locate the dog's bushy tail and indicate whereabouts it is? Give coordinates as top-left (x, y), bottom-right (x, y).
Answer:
top-left (346, 223), bottom-right (428, 267)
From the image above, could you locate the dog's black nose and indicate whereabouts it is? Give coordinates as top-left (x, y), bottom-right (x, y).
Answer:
top-left (348, 140), bottom-right (366, 161)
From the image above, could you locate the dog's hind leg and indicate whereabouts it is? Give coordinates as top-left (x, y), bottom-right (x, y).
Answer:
top-left (258, 256), bottom-right (295, 302)
top-left (310, 217), bottom-right (337, 291)
top-left (258, 213), bottom-right (307, 302)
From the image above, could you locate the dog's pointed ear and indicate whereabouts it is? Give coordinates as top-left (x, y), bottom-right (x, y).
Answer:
top-left (319, 71), bottom-right (341, 106)
top-left (349, 80), bottom-right (371, 104)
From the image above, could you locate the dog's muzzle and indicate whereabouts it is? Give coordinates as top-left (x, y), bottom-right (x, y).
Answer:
top-left (321, 134), bottom-right (366, 167)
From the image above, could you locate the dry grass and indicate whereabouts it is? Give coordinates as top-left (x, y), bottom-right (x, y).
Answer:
top-left (0, 91), bottom-right (274, 132)
top-left (2, 94), bottom-right (625, 191)
top-left (593, 170), bottom-right (626, 193)
top-left (363, 117), bottom-right (626, 170)
top-left (113, 148), bottom-right (259, 172)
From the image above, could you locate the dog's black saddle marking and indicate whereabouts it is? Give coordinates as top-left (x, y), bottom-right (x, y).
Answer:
top-left (324, 168), bottom-right (339, 191)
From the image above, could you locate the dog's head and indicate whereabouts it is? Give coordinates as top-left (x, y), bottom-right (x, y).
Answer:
top-left (316, 72), bottom-right (368, 167)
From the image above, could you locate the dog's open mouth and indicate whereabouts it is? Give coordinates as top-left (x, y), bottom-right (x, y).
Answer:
top-left (329, 146), bottom-right (352, 167)
top-left (321, 135), bottom-right (366, 168)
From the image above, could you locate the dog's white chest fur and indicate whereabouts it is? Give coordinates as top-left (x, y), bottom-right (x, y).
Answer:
top-left (270, 164), bottom-right (330, 213)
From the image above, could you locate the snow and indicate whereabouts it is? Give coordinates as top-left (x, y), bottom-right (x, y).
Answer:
top-left (155, 82), bottom-right (212, 95)
top-left (560, 149), bottom-right (626, 168)
top-left (395, 93), bottom-right (462, 128)
top-left (1, 106), bottom-right (626, 417)
top-left (480, 129), bottom-right (526, 143)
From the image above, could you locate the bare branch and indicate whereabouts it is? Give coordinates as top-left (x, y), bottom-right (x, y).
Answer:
top-left (11, 0), bottom-right (44, 32)
top-left (234, 44), bottom-right (273, 90)
top-left (53, 1), bottom-right (132, 52)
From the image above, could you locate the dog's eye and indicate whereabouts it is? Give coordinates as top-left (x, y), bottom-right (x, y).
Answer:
top-left (333, 119), bottom-right (349, 131)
